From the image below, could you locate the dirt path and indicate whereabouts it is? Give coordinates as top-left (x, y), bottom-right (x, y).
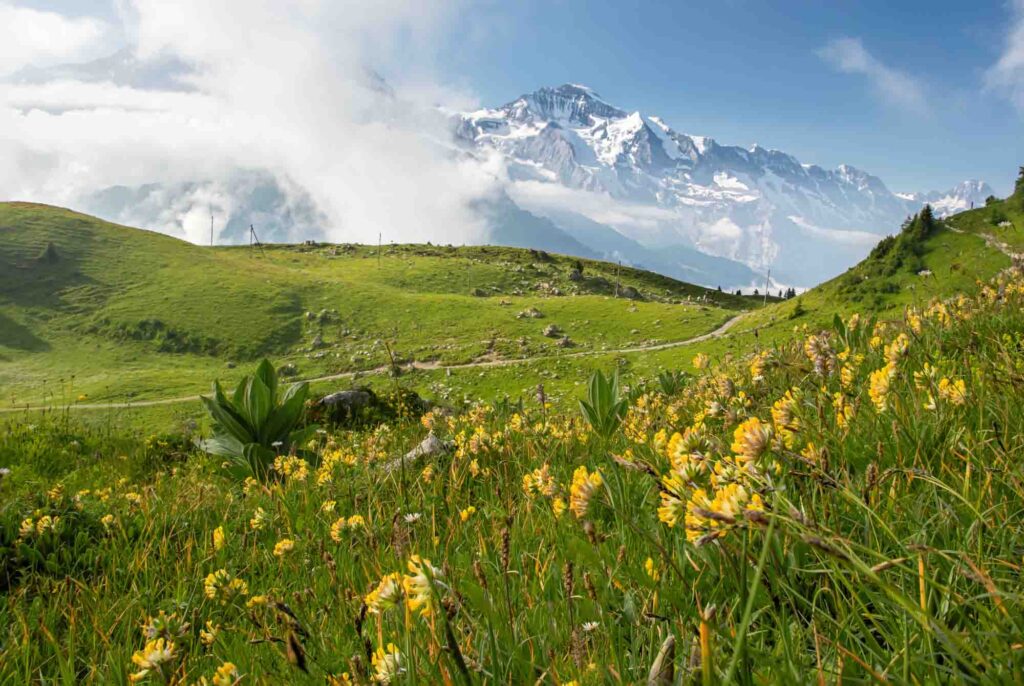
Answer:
top-left (948, 226), bottom-right (1023, 261)
top-left (1, 313), bottom-right (747, 413)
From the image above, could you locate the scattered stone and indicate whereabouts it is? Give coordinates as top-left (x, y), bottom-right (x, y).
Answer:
top-left (543, 324), bottom-right (561, 338)
top-left (311, 333), bottom-right (324, 349)
top-left (516, 307), bottom-right (544, 319)
top-left (470, 287), bottom-right (488, 297)
top-left (225, 361), bottom-right (236, 369)
top-left (568, 268), bottom-right (583, 282)
top-left (556, 336), bottom-right (573, 348)
top-left (278, 362), bottom-right (299, 377)
top-left (383, 433), bottom-right (452, 473)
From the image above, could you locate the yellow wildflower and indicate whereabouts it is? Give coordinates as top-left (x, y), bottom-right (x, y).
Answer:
top-left (212, 526), bottom-right (225, 551)
top-left (211, 662), bottom-right (239, 686)
top-left (273, 538), bottom-right (295, 557)
top-left (200, 620), bottom-right (219, 646)
top-left (403, 555), bottom-right (443, 618)
top-left (644, 557), bottom-right (660, 582)
top-left (569, 466), bottom-right (603, 519)
top-left (868, 363), bottom-right (896, 413)
top-left (365, 573), bottom-right (403, 614)
top-left (731, 417), bottom-right (772, 463)
top-left (203, 569), bottom-right (248, 604)
top-left (129, 638), bottom-right (176, 683)
top-left (371, 643), bottom-right (404, 684)
top-left (250, 507), bottom-right (269, 531)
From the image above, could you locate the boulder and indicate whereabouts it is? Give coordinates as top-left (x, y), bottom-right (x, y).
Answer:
top-left (543, 323), bottom-right (561, 338)
top-left (620, 285), bottom-right (641, 300)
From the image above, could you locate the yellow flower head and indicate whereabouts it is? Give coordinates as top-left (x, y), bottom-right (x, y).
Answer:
top-left (203, 569), bottom-right (248, 604)
top-left (129, 638), bottom-right (176, 683)
top-left (569, 466), bottom-right (603, 519)
top-left (868, 363), bottom-right (897, 413)
top-left (403, 555), bottom-right (444, 618)
top-left (273, 538), bottom-right (295, 557)
top-left (372, 643), bottom-right (404, 684)
top-left (730, 417), bottom-right (772, 463)
top-left (249, 507), bottom-right (269, 531)
top-left (365, 573), bottom-right (403, 614)
top-left (211, 662), bottom-right (239, 686)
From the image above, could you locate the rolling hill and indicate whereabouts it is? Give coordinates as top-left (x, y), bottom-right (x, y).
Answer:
top-left (0, 202), bottom-right (754, 408)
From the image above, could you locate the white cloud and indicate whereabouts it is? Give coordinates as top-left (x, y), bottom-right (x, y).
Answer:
top-left (0, 0), bottom-right (501, 245)
top-left (0, 3), bottom-right (111, 75)
top-left (818, 37), bottom-right (928, 113)
top-left (985, 0), bottom-right (1024, 111)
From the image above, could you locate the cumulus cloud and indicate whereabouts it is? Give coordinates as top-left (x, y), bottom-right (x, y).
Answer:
top-left (818, 37), bottom-right (928, 113)
top-left (0, 3), bottom-right (111, 75)
top-left (0, 0), bottom-right (501, 245)
top-left (985, 0), bottom-right (1024, 111)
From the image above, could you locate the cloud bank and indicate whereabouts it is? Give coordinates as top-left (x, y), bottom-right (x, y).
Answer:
top-left (0, 0), bottom-right (500, 245)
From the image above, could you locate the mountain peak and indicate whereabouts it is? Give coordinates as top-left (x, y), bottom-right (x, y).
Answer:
top-left (502, 83), bottom-right (626, 125)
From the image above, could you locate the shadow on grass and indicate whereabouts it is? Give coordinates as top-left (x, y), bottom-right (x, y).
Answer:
top-left (0, 312), bottom-right (49, 352)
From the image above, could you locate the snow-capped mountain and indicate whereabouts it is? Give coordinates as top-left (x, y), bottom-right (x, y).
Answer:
top-left (896, 180), bottom-right (994, 218)
top-left (455, 84), bottom-right (989, 287)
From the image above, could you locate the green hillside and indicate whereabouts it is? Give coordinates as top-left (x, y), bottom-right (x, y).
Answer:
top-left (0, 202), bottom-right (754, 410)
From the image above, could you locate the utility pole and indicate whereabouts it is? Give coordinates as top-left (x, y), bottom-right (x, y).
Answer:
top-left (249, 224), bottom-right (266, 258)
top-left (378, 232), bottom-right (382, 269)
top-left (615, 261), bottom-right (620, 298)
top-left (763, 268), bottom-right (771, 307)
top-left (209, 210), bottom-right (214, 247)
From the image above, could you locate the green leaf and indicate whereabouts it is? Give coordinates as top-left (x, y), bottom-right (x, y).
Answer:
top-left (261, 382), bottom-right (309, 444)
top-left (243, 374), bottom-right (273, 438)
top-left (254, 358), bottom-right (279, 403)
top-left (202, 390), bottom-right (254, 445)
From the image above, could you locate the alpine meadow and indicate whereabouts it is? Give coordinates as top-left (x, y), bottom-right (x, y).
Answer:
top-left (3, 2), bottom-right (1024, 684)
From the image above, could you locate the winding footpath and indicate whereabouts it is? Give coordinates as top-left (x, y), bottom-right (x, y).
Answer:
top-left (1, 312), bottom-right (747, 413)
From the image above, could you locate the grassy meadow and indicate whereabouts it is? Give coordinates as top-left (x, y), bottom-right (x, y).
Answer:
top-left (2, 189), bottom-right (1024, 684)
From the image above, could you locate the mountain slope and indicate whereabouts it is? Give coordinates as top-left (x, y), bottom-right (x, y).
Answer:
top-left (456, 84), bottom-right (991, 287)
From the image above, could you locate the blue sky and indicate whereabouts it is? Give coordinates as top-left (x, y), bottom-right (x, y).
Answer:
top-left (427, 0), bottom-right (1024, 194)
top-left (5, 0), bottom-right (1024, 197)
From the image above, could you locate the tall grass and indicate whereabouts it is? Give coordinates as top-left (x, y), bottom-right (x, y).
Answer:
top-left (2, 269), bottom-right (1024, 684)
